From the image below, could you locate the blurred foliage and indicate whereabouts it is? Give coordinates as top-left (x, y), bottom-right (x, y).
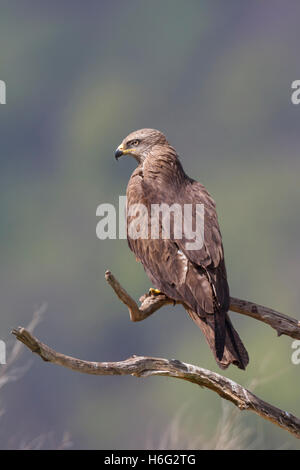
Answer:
top-left (0, 0), bottom-right (300, 449)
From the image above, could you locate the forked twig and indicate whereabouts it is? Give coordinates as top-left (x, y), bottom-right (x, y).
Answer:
top-left (105, 271), bottom-right (300, 339)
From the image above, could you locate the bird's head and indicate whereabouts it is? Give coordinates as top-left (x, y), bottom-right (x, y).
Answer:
top-left (115, 128), bottom-right (168, 165)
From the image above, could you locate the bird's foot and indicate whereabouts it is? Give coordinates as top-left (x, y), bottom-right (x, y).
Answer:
top-left (149, 288), bottom-right (162, 296)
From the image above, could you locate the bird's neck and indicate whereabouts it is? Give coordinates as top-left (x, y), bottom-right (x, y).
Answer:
top-left (142, 145), bottom-right (187, 188)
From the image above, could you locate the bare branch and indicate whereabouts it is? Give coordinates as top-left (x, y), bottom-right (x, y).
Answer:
top-left (105, 270), bottom-right (179, 322)
top-left (11, 273), bottom-right (300, 440)
top-left (0, 303), bottom-right (47, 382)
top-left (229, 297), bottom-right (300, 339)
top-left (105, 271), bottom-right (300, 340)
top-left (11, 326), bottom-right (300, 440)
top-left (4, 303), bottom-right (47, 372)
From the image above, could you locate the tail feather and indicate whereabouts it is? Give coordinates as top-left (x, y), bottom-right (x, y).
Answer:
top-left (214, 309), bottom-right (226, 362)
top-left (186, 308), bottom-right (249, 370)
top-left (224, 315), bottom-right (248, 369)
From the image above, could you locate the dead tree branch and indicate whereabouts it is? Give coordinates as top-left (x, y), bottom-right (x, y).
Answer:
top-left (11, 271), bottom-right (300, 440)
top-left (11, 326), bottom-right (300, 440)
top-left (105, 271), bottom-right (300, 340)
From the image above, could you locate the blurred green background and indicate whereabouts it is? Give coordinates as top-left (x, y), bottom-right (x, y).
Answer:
top-left (1, 0), bottom-right (300, 449)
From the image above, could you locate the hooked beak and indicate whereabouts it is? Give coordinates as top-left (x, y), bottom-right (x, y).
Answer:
top-left (114, 146), bottom-right (124, 160)
top-left (114, 144), bottom-right (136, 160)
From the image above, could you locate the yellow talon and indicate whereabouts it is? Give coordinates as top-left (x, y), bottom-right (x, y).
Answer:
top-left (149, 288), bottom-right (162, 296)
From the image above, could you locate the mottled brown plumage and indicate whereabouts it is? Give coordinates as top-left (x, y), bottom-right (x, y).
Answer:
top-left (115, 129), bottom-right (249, 370)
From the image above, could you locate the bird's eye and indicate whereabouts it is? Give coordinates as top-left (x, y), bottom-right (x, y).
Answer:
top-left (131, 139), bottom-right (139, 147)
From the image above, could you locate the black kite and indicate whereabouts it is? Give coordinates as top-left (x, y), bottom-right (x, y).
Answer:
top-left (115, 129), bottom-right (249, 370)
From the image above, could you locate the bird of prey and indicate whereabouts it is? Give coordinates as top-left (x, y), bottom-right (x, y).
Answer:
top-left (115, 129), bottom-right (249, 370)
